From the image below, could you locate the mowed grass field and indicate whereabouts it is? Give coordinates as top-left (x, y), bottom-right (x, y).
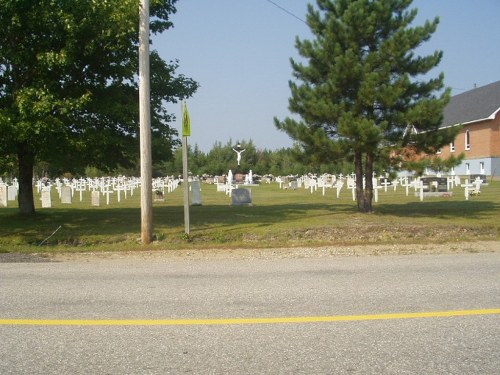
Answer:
top-left (0, 180), bottom-right (499, 254)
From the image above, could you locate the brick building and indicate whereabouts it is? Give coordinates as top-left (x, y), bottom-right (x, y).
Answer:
top-left (435, 80), bottom-right (500, 177)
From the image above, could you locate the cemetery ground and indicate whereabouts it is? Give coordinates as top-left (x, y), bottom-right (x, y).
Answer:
top-left (0, 180), bottom-right (499, 260)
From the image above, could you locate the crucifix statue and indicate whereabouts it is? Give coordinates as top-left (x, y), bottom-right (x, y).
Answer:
top-left (232, 143), bottom-right (246, 166)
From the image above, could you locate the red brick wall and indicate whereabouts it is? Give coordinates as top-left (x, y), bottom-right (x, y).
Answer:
top-left (437, 112), bottom-right (500, 159)
top-left (491, 113), bottom-right (500, 157)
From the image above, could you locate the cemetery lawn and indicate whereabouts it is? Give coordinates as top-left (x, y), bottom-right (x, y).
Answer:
top-left (0, 181), bottom-right (499, 256)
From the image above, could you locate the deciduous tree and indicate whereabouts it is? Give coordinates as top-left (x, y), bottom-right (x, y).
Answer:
top-left (0, 0), bottom-right (197, 214)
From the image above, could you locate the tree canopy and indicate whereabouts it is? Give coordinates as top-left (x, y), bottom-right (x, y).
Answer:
top-left (275, 0), bottom-right (460, 212)
top-left (0, 0), bottom-right (198, 214)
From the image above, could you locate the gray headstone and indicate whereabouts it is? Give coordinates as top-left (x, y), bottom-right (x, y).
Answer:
top-left (191, 180), bottom-right (202, 206)
top-left (0, 185), bottom-right (7, 207)
top-left (41, 190), bottom-right (52, 208)
top-left (91, 191), bottom-right (100, 206)
top-left (231, 188), bottom-right (252, 206)
top-left (61, 186), bottom-right (72, 204)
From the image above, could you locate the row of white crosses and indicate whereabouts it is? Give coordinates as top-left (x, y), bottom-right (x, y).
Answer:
top-left (274, 173), bottom-right (484, 202)
top-left (32, 176), bottom-right (180, 207)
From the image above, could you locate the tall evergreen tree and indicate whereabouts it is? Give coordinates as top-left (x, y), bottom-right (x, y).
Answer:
top-left (275, 0), bottom-right (459, 212)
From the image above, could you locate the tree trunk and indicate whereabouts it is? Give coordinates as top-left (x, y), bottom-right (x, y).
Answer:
top-left (362, 152), bottom-right (374, 213)
top-left (17, 142), bottom-right (36, 215)
top-left (354, 150), bottom-right (364, 211)
top-left (354, 150), bottom-right (374, 213)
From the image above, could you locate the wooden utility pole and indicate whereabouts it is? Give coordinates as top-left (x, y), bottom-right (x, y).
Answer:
top-left (182, 101), bottom-right (192, 235)
top-left (182, 135), bottom-right (190, 235)
top-left (139, 0), bottom-right (153, 244)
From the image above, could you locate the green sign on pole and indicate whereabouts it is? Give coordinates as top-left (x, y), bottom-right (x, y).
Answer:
top-left (182, 101), bottom-right (191, 137)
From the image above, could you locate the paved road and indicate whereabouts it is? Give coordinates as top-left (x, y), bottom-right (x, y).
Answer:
top-left (1, 252), bottom-right (499, 374)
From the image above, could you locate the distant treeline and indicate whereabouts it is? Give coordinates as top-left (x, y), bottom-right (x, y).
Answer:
top-left (14, 140), bottom-right (355, 180)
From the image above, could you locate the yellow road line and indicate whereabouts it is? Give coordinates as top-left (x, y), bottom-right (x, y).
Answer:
top-left (1, 309), bottom-right (499, 326)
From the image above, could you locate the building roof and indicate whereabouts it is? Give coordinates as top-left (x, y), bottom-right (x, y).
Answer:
top-left (442, 80), bottom-right (500, 127)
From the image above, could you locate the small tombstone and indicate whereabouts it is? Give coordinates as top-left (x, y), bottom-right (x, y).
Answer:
top-left (7, 185), bottom-right (17, 201)
top-left (436, 178), bottom-right (448, 192)
top-left (0, 185), bottom-right (7, 207)
top-left (191, 180), bottom-right (202, 206)
top-left (231, 188), bottom-right (252, 206)
top-left (335, 180), bottom-right (344, 198)
top-left (234, 173), bottom-right (245, 183)
top-left (153, 190), bottom-right (165, 202)
top-left (91, 191), bottom-right (100, 207)
top-left (447, 177), bottom-right (455, 190)
top-left (41, 189), bottom-right (52, 208)
top-left (61, 186), bottom-right (72, 204)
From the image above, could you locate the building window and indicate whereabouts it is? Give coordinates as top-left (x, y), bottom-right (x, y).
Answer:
top-left (465, 163), bottom-right (470, 175)
top-left (450, 141), bottom-right (455, 152)
top-left (465, 129), bottom-right (471, 150)
top-left (480, 162), bottom-right (485, 174)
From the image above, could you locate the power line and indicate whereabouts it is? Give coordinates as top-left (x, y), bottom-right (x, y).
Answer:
top-left (264, 0), bottom-right (307, 24)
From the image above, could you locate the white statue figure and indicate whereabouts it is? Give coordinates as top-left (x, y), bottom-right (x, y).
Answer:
top-left (232, 147), bottom-right (246, 165)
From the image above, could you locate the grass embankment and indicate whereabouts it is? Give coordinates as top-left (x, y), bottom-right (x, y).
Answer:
top-left (0, 181), bottom-right (498, 254)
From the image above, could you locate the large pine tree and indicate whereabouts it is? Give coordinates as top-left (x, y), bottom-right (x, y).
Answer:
top-left (275, 0), bottom-right (459, 212)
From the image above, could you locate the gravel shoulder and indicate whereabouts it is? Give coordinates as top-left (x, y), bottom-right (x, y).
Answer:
top-left (2, 240), bottom-right (498, 263)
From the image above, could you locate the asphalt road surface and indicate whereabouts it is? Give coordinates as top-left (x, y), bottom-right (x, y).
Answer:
top-left (1, 251), bottom-right (499, 374)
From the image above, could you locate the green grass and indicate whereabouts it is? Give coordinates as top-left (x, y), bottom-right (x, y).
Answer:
top-left (0, 181), bottom-right (499, 254)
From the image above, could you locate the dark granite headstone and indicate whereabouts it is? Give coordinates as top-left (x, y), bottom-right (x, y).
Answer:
top-left (231, 188), bottom-right (252, 206)
top-left (421, 177), bottom-right (448, 193)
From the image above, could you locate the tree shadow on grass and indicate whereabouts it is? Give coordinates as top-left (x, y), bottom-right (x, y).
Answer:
top-left (376, 200), bottom-right (499, 220)
top-left (157, 202), bottom-right (357, 228)
top-left (1, 198), bottom-right (498, 246)
top-left (0, 203), bottom-right (353, 245)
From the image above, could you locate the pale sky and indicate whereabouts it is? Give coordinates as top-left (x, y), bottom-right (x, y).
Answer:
top-left (153, 0), bottom-right (500, 152)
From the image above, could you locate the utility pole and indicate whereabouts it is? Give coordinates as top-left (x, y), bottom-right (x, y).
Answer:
top-left (182, 101), bottom-right (191, 235)
top-left (139, 0), bottom-right (153, 244)
top-left (182, 135), bottom-right (190, 235)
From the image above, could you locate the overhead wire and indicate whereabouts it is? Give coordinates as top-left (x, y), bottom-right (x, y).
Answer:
top-left (264, 0), bottom-right (307, 24)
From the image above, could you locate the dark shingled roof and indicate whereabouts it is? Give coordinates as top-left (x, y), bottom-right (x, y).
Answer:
top-left (442, 80), bottom-right (500, 127)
